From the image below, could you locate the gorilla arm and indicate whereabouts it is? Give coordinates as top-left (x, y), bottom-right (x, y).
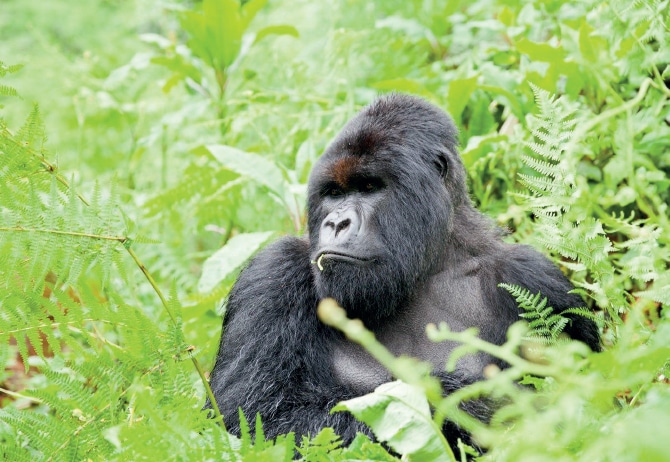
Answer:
top-left (204, 236), bottom-right (367, 442)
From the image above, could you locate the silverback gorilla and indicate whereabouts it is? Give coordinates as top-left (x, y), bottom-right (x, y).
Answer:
top-left (205, 94), bottom-right (600, 450)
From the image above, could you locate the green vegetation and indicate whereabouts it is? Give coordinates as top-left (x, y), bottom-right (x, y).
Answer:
top-left (1, 0), bottom-right (668, 460)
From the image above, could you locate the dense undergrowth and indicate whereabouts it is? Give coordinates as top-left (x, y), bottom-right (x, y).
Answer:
top-left (1, 0), bottom-right (668, 460)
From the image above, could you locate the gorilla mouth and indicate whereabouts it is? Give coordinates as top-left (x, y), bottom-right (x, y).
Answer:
top-left (313, 251), bottom-right (372, 271)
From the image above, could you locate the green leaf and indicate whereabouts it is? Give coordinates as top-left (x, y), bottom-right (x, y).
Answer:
top-left (197, 231), bottom-right (274, 293)
top-left (333, 381), bottom-right (455, 462)
top-left (0, 84), bottom-right (18, 97)
top-left (446, 75), bottom-right (479, 118)
top-left (515, 38), bottom-right (566, 65)
top-left (240, 0), bottom-right (267, 28)
top-left (179, 0), bottom-right (252, 71)
top-left (254, 25), bottom-right (299, 44)
top-left (478, 83), bottom-right (524, 119)
top-left (0, 61), bottom-right (24, 76)
top-left (498, 6), bottom-right (515, 27)
top-left (206, 0), bottom-right (243, 69)
top-left (578, 22), bottom-right (600, 64)
top-left (203, 144), bottom-right (287, 198)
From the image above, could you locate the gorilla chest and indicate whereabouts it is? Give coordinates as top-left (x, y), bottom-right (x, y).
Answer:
top-left (331, 272), bottom-right (495, 392)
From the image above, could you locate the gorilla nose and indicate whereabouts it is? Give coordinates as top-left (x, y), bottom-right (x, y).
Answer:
top-left (321, 210), bottom-right (360, 243)
top-left (334, 218), bottom-right (351, 235)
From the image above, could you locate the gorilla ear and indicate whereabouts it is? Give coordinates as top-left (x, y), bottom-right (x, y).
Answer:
top-left (434, 152), bottom-right (449, 178)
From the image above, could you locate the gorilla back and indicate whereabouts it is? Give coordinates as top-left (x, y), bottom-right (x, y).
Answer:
top-left (205, 94), bottom-right (600, 449)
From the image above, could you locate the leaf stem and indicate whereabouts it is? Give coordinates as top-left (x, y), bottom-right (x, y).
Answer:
top-left (0, 226), bottom-right (126, 242)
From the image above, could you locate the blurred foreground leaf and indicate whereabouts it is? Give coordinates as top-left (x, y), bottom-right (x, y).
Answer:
top-left (333, 381), bottom-right (455, 462)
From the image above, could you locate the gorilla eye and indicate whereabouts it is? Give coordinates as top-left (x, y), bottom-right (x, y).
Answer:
top-left (358, 178), bottom-right (383, 193)
top-left (434, 156), bottom-right (448, 178)
top-left (329, 187), bottom-right (344, 197)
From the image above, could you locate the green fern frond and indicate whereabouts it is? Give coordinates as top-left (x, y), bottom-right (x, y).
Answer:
top-left (0, 104), bottom-right (129, 298)
top-left (15, 104), bottom-right (46, 148)
top-left (0, 409), bottom-right (75, 460)
top-left (0, 61), bottom-right (24, 76)
top-left (535, 235), bottom-right (584, 261)
top-left (0, 62), bottom-right (22, 102)
top-left (239, 410), bottom-right (253, 453)
top-left (255, 413), bottom-right (267, 448)
top-left (140, 242), bottom-right (201, 292)
top-left (517, 172), bottom-right (563, 195)
top-left (519, 86), bottom-right (628, 316)
top-left (562, 306), bottom-right (601, 323)
top-left (0, 100), bottom-right (219, 461)
top-left (525, 141), bottom-right (563, 163)
top-left (524, 86), bottom-right (577, 184)
top-left (0, 84), bottom-right (18, 97)
top-left (499, 283), bottom-right (571, 344)
top-left (144, 165), bottom-right (238, 217)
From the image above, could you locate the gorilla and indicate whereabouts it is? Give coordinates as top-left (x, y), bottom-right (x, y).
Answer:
top-left (205, 94), bottom-right (600, 450)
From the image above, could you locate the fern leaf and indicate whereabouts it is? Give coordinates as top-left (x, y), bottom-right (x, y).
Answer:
top-left (499, 283), bottom-right (569, 344)
top-left (0, 84), bottom-right (18, 97)
top-left (255, 413), bottom-right (266, 448)
top-left (239, 410), bottom-right (252, 453)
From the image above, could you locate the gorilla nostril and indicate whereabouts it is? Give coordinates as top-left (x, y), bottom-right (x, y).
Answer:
top-left (335, 218), bottom-right (351, 235)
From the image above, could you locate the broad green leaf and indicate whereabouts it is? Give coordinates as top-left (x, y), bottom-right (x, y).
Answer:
top-left (461, 133), bottom-right (508, 169)
top-left (198, 231), bottom-right (274, 293)
top-left (578, 21), bottom-right (608, 66)
top-left (447, 75), bottom-right (479, 119)
top-left (204, 144), bottom-right (287, 198)
top-left (333, 381), bottom-right (455, 462)
top-left (179, 11), bottom-right (209, 66)
top-left (180, 0), bottom-right (254, 71)
top-left (204, 0), bottom-right (243, 69)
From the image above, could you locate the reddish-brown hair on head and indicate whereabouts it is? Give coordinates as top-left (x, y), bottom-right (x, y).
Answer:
top-left (330, 156), bottom-right (360, 187)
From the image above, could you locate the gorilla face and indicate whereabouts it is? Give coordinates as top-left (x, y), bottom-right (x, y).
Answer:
top-left (307, 94), bottom-right (462, 324)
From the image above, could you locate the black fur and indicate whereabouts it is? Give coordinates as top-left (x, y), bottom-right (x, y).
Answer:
top-left (205, 94), bottom-right (600, 451)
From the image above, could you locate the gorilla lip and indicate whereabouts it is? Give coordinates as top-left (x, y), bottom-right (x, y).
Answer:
top-left (313, 251), bottom-right (371, 271)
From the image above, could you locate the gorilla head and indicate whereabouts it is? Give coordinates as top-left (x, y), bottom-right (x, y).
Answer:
top-left (307, 94), bottom-right (469, 324)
